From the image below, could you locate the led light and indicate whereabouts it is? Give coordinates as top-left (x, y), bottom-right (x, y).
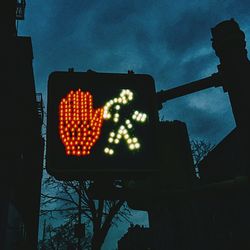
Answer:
top-left (101, 89), bottom-right (148, 155)
top-left (127, 138), bottom-right (132, 144)
top-left (59, 90), bottom-right (104, 157)
top-left (132, 137), bottom-right (138, 143)
top-left (109, 149), bottom-right (114, 155)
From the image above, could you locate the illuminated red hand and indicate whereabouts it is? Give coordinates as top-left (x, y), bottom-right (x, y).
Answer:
top-left (59, 89), bottom-right (104, 156)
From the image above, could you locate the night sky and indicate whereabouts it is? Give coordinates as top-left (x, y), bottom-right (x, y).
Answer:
top-left (19, 0), bottom-right (250, 249)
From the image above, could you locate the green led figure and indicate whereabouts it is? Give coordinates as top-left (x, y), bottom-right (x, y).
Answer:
top-left (103, 89), bottom-right (148, 155)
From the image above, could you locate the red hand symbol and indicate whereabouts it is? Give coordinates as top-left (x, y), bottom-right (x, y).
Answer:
top-left (59, 89), bottom-right (104, 156)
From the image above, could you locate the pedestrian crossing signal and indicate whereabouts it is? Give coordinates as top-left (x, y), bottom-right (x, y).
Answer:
top-left (46, 71), bottom-right (158, 180)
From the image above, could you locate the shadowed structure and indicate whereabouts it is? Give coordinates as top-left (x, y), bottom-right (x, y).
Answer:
top-left (0, 1), bottom-right (44, 250)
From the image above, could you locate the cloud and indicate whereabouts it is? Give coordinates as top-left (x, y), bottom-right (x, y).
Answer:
top-left (160, 87), bottom-right (236, 144)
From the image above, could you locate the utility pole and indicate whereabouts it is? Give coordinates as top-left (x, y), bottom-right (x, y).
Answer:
top-left (78, 181), bottom-right (82, 250)
top-left (74, 181), bottom-right (85, 250)
top-left (211, 18), bottom-right (250, 176)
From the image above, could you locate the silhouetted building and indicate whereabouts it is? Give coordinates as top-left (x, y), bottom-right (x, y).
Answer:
top-left (0, 1), bottom-right (44, 250)
top-left (199, 128), bottom-right (242, 182)
top-left (193, 19), bottom-right (250, 250)
top-left (118, 224), bottom-right (152, 250)
top-left (128, 19), bottom-right (250, 250)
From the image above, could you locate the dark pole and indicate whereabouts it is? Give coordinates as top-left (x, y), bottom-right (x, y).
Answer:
top-left (156, 73), bottom-right (221, 109)
top-left (210, 19), bottom-right (250, 176)
top-left (77, 181), bottom-right (82, 250)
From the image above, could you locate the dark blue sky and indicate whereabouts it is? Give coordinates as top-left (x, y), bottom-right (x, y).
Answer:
top-left (19, 0), bottom-right (250, 249)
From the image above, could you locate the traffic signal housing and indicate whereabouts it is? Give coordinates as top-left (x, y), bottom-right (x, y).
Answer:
top-left (46, 71), bottom-right (158, 180)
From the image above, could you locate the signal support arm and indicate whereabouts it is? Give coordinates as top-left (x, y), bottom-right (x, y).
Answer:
top-left (156, 72), bottom-right (222, 110)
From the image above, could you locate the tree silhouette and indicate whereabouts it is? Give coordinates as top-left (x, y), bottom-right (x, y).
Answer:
top-left (40, 176), bottom-right (132, 250)
top-left (190, 139), bottom-right (215, 178)
top-left (39, 220), bottom-right (91, 250)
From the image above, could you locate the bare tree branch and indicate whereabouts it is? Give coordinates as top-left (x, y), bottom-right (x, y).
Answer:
top-left (40, 176), bottom-right (131, 250)
top-left (191, 139), bottom-right (215, 177)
